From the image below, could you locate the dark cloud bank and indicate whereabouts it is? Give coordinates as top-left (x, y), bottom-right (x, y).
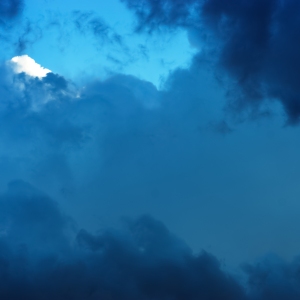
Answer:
top-left (123, 0), bottom-right (300, 124)
top-left (1, 179), bottom-right (300, 300)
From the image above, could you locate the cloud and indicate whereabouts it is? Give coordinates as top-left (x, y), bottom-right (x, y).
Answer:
top-left (72, 11), bottom-right (123, 46)
top-left (0, 0), bottom-right (24, 24)
top-left (14, 20), bottom-right (43, 53)
top-left (0, 180), bottom-right (72, 251)
top-left (1, 39), bottom-right (300, 298)
top-left (0, 0), bottom-right (29, 54)
top-left (122, 0), bottom-right (300, 124)
top-left (1, 180), bottom-right (300, 299)
top-left (1, 7), bottom-right (126, 57)
top-left (243, 254), bottom-right (300, 300)
top-left (2, 4), bottom-right (300, 299)
top-left (0, 56), bottom-right (277, 252)
top-left (10, 55), bottom-right (51, 78)
top-left (0, 51), bottom-right (299, 269)
top-left (121, 0), bottom-right (197, 31)
top-left (0, 180), bottom-right (246, 299)
top-left (0, 60), bottom-right (163, 197)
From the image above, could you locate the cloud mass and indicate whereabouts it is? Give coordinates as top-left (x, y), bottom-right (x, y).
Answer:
top-left (1, 180), bottom-right (300, 299)
top-left (10, 55), bottom-right (51, 78)
top-left (2, 1), bottom-right (300, 299)
top-left (123, 0), bottom-right (300, 123)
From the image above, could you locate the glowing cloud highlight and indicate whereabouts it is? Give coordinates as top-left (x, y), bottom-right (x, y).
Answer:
top-left (10, 55), bottom-right (51, 78)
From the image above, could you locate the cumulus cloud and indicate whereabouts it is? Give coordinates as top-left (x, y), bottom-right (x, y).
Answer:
top-left (0, 180), bottom-right (300, 299)
top-left (10, 55), bottom-right (51, 78)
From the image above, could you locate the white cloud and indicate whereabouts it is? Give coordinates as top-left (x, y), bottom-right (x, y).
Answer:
top-left (10, 55), bottom-right (51, 78)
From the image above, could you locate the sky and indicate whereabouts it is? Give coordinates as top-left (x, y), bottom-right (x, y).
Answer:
top-left (2, 0), bottom-right (300, 299)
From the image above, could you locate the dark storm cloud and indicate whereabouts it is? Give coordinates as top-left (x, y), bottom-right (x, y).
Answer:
top-left (0, 180), bottom-right (244, 299)
top-left (2, 180), bottom-right (300, 299)
top-left (122, 0), bottom-right (300, 124)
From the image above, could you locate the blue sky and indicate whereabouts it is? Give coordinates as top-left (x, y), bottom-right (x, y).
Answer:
top-left (2, 0), bottom-right (300, 299)
top-left (18, 0), bottom-right (196, 87)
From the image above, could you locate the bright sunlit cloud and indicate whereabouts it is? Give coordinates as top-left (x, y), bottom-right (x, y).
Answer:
top-left (10, 55), bottom-right (51, 78)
